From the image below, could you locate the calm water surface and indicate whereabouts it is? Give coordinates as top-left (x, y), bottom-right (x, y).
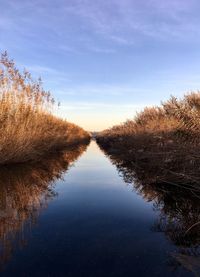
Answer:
top-left (0, 141), bottom-right (198, 276)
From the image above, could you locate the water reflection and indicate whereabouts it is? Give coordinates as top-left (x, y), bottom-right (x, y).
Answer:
top-left (0, 143), bottom-right (89, 269)
top-left (102, 150), bottom-right (200, 275)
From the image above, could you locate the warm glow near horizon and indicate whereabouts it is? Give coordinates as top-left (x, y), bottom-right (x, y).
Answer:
top-left (55, 102), bottom-right (147, 131)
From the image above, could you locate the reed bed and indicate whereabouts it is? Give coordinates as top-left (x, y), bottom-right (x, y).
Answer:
top-left (97, 92), bottom-right (200, 187)
top-left (0, 52), bottom-right (90, 164)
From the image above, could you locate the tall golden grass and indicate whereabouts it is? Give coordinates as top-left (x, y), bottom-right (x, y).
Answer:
top-left (0, 52), bottom-right (90, 164)
top-left (98, 92), bottom-right (200, 139)
top-left (97, 92), bottom-right (200, 186)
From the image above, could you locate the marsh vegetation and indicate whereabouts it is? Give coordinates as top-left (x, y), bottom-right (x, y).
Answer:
top-left (0, 52), bottom-right (90, 164)
top-left (97, 92), bottom-right (200, 188)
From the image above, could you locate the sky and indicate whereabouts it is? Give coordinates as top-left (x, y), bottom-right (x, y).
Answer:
top-left (1, 0), bottom-right (200, 131)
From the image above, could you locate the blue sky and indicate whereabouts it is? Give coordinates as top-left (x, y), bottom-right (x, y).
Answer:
top-left (1, 0), bottom-right (200, 130)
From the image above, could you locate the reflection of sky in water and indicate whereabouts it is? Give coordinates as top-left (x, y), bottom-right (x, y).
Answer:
top-left (55, 141), bottom-right (155, 218)
top-left (1, 141), bottom-right (193, 276)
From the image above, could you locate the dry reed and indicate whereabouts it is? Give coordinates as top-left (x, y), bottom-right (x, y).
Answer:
top-left (0, 52), bottom-right (90, 164)
top-left (97, 92), bottom-right (200, 187)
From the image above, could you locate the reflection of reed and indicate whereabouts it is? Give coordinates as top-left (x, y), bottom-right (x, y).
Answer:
top-left (0, 142), bottom-right (89, 269)
top-left (101, 148), bottom-right (200, 275)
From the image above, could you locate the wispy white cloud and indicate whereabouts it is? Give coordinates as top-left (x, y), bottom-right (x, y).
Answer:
top-left (58, 45), bottom-right (81, 54)
top-left (56, 101), bottom-right (146, 111)
top-left (27, 65), bottom-right (60, 75)
top-left (86, 46), bottom-right (116, 54)
top-left (59, 0), bottom-right (200, 44)
top-left (1, 0), bottom-right (200, 52)
top-left (22, 64), bottom-right (71, 85)
top-left (0, 16), bottom-right (13, 29)
top-left (55, 84), bottom-right (153, 97)
top-left (54, 101), bottom-right (147, 131)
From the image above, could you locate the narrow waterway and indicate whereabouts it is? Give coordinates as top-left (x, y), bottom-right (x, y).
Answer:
top-left (0, 141), bottom-right (196, 276)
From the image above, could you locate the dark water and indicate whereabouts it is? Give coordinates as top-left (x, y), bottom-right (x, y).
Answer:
top-left (0, 141), bottom-right (199, 276)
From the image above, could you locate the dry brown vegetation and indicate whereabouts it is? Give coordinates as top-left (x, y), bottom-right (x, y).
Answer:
top-left (97, 92), bottom-right (200, 187)
top-left (0, 143), bottom-right (89, 269)
top-left (0, 52), bottom-right (90, 164)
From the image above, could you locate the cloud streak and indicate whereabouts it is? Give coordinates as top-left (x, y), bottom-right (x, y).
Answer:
top-left (1, 0), bottom-right (200, 130)
top-left (1, 0), bottom-right (200, 52)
